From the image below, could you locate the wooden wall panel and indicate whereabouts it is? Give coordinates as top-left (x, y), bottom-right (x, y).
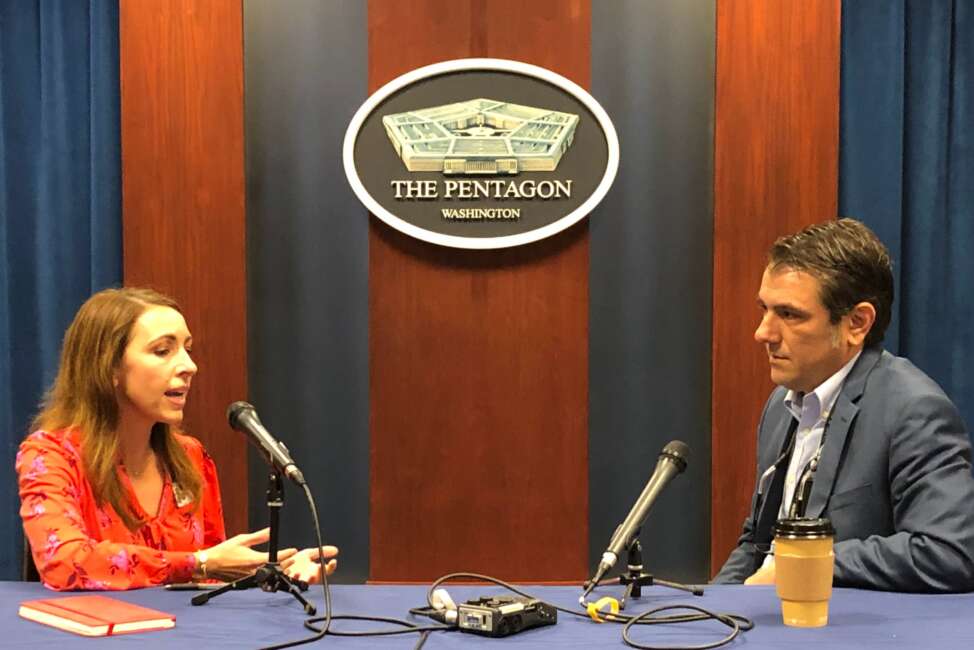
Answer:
top-left (119, 0), bottom-right (248, 535)
top-left (369, 0), bottom-right (590, 581)
top-left (712, 0), bottom-right (840, 573)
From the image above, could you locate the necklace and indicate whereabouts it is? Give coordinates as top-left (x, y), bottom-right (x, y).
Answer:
top-left (124, 453), bottom-right (157, 479)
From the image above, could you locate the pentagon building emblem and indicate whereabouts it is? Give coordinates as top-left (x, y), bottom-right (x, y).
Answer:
top-left (344, 58), bottom-right (618, 249)
top-left (382, 99), bottom-right (579, 175)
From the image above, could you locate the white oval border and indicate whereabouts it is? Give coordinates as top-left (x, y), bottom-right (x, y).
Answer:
top-left (343, 58), bottom-right (619, 250)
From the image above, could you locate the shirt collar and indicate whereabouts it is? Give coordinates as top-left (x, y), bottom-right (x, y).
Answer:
top-left (784, 350), bottom-right (863, 422)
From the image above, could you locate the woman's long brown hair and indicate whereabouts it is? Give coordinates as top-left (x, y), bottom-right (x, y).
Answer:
top-left (32, 288), bottom-right (202, 530)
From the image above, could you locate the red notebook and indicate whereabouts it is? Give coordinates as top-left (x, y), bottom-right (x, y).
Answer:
top-left (18, 594), bottom-right (175, 636)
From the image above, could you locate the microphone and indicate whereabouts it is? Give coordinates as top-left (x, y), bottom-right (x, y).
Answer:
top-left (583, 440), bottom-right (690, 598)
top-left (227, 401), bottom-right (306, 486)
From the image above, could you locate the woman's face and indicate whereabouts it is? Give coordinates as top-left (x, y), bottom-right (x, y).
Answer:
top-left (115, 306), bottom-right (197, 430)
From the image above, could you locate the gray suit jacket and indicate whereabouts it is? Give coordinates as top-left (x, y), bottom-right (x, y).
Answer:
top-left (714, 346), bottom-right (974, 591)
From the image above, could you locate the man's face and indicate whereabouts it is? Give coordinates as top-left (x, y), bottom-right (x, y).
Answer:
top-left (755, 266), bottom-right (856, 393)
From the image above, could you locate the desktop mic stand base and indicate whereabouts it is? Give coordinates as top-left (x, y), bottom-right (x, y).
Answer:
top-left (190, 470), bottom-right (316, 615)
top-left (191, 562), bottom-right (314, 614)
top-left (617, 537), bottom-right (703, 610)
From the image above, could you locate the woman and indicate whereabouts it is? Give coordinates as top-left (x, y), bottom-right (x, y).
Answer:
top-left (16, 287), bottom-right (337, 590)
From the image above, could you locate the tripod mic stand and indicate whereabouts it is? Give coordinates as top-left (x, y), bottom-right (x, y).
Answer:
top-left (191, 470), bottom-right (316, 615)
top-left (617, 530), bottom-right (704, 610)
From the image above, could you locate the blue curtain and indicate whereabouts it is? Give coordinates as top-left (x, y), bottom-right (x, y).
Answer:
top-left (0, 1), bottom-right (121, 580)
top-left (840, 0), bottom-right (973, 441)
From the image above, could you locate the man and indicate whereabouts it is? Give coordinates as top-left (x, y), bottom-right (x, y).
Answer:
top-left (714, 219), bottom-right (974, 592)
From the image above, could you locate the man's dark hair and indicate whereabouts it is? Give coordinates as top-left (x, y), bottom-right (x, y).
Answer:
top-left (768, 218), bottom-right (894, 348)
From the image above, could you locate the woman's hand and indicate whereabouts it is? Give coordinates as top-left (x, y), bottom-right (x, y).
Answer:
top-left (201, 527), bottom-right (297, 581)
top-left (280, 545), bottom-right (339, 584)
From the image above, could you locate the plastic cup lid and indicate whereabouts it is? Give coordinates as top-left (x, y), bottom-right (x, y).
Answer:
top-left (774, 517), bottom-right (835, 538)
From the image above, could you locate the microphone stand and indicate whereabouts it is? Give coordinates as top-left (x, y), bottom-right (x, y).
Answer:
top-left (616, 529), bottom-right (703, 610)
top-left (191, 469), bottom-right (316, 614)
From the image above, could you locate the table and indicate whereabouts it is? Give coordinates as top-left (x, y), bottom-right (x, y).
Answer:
top-left (3, 581), bottom-right (973, 648)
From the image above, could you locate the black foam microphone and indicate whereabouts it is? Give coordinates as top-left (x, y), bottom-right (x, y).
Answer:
top-left (227, 401), bottom-right (306, 486)
top-left (584, 440), bottom-right (690, 597)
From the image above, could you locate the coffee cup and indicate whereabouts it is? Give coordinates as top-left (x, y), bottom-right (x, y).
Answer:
top-left (773, 517), bottom-right (835, 627)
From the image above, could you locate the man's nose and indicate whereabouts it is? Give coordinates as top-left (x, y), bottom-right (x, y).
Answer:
top-left (754, 312), bottom-right (777, 344)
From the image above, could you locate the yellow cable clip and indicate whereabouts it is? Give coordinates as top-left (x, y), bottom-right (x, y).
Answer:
top-left (586, 596), bottom-right (620, 623)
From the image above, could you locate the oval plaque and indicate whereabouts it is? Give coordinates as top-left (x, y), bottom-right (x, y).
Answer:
top-left (343, 58), bottom-right (619, 249)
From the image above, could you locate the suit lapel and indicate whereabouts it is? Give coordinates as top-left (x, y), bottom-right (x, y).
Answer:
top-left (806, 396), bottom-right (859, 517)
top-left (806, 347), bottom-right (883, 517)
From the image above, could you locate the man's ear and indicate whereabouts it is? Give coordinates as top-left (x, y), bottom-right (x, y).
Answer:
top-left (846, 301), bottom-right (876, 346)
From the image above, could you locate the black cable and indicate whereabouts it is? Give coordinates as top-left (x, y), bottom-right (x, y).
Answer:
top-left (621, 604), bottom-right (745, 650)
top-left (303, 614), bottom-right (452, 637)
top-left (413, 629), bottom-right (431, 650)
top-left (297, 574), bottom-right (454, 640)
top-left (423, 571), bottom-right (619, 623)
top-left (415, 573), bottom-right (752, 650)
top-left (248, 483), bottom-right (452, 647)
top-left (257, 540), bottom-right (749, 650)
top-left (258, 484), bottom-right (333, 650)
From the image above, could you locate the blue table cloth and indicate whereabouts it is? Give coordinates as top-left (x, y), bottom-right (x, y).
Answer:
top-left (3, 581), bottom-right (972, 648)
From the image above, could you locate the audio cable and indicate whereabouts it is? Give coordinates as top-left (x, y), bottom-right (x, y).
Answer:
top-left (257, 489), bottom-right (751, 650)
top-left (259, 483), bottom-right (332, 650)
top-left (255, 483), bottom-right (455, 650)
top-left (413, 572), bottom-right (753, 650)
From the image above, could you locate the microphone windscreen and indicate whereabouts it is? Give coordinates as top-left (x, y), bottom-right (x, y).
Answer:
top-left (226, 401), bottom-right (255, 428)
top-left (661, 440), bottom-right (690, 472)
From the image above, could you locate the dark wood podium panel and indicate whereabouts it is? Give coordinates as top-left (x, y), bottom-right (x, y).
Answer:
top-left (119, 0), bottom-right (248, 535)
top-left (712, 0), bottom-right (840, 573)
top-left (368, 0), bottom-right (590, 581)
top-left (368, 1), bottom-right (590, 90)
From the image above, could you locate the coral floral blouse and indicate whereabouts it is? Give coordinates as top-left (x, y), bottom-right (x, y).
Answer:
top-left (16, 429), bottom-right (226, 591)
